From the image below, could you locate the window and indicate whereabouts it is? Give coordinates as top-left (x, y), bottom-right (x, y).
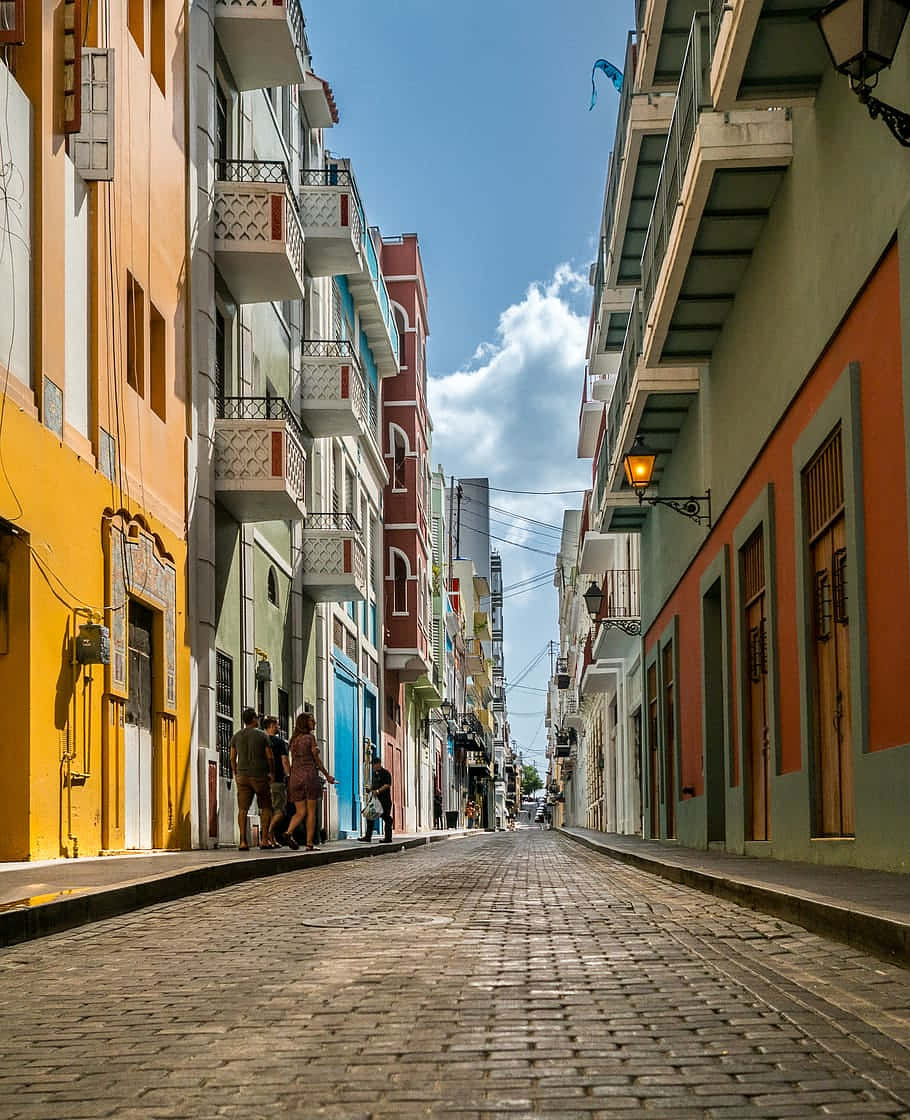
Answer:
top-left (394, 308), bottom-right (406, 367)
top-left (392, 429), bottom-right (406, 490)
top-left (278, 688), bottom-right (289, 738)
top-left (215, 310), bottom-right (226, 401)
top-left (662, 641), bottom-right (677, 839)
top-left (149, 301), bottom-right (166, 420)
top-left (393, 552), bottom-right (408, 614)
top-left (126, 272), bottom-right (145, 397)
top-left (128, 0), bottom-right (144, 53)
top-left (267, 567), bottom-right (279, 607)
top-left (150, 0), bottom-right (165, 93)
top-left (216, 650), bottom-right (233, 779)
top-left (216, 84), bottom-right (228, 164)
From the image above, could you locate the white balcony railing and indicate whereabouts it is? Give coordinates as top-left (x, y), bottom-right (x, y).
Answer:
top-left (214, 396), bottom-right (306, 523)
top-left (301, 513), bottom-right (368, 603)
top-left (214, 160), bottom-right (304, 304)
top-left (299, 166), bottom-right (363, 277)
top-left (300, 340), bottom-right (368, 438)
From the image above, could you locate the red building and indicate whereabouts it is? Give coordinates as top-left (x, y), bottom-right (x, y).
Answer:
top-left (380, 234), bottom-right (439, 832)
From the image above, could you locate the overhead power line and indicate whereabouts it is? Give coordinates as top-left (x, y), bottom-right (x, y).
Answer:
top-left (489, 485), bottom-right (587, 496)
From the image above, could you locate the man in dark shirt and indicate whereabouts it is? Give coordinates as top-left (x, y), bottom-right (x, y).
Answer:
top-left (359, 757), bottom-right (393, 844)
top-left (263, 716), bottom-right (290, 845)
top-left (229, 708), bottom-right (273, 850)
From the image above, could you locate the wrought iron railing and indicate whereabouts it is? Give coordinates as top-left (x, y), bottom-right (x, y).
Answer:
top-left (301, 166), bottom-right (354, 190)
top-left (215, 158), bottom-right (298, 208)
top-left (305, 511), bottom-right (362, 533)
top-left (216, 395), bottom-right (304, 443)
top-left (301, 339), bottom-right (360, 365)
top-left (599, 31), bottom-right (638, 279)
top-left (601, 569), bottom-right (641, 620)
top-left (640, 14), bottom-right (712, 319)
top-left (299, 164), bottom-right (364, 253)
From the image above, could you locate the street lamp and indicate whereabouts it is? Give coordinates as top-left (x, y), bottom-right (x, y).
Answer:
top-left (622, 436), bottom-right (712, 526)
top-left (816, 0), bottom-right (910, 145)
top-left (583, 580), bottom-right (603, 618)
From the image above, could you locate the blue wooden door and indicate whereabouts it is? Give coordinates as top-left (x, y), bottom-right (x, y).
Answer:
top-left (333, 667), bottom-right (359, 836)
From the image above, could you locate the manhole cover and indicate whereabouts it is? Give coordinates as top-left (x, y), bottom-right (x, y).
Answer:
top-left (299, 914), bottom-right (451, 930)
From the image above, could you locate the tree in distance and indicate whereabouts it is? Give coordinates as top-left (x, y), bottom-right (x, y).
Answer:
top-left (521, 763), bottom-right (543, 798)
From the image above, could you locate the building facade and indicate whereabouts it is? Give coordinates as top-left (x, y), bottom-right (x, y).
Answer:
top-left (564, 2), bottom-right (910, 871)
top-left (0, 1), bottom-right (192, 858)
top-left (380, 233), bottom-right (442, 834)
top-left (187, 0), bottom-right (397, 846)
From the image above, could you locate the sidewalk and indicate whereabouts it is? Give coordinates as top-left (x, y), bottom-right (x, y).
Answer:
top-left (0, 830), bottom-right (475, 948)
top-left (561, 826), bottom-right (910, 964)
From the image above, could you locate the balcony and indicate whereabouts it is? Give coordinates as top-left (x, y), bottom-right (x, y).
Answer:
top-left (639, 15), bottom-right (793, 367)
top-left (636, 0), bottom-right (705, 91)
top-left (300, 341), bottom-right (368, 437)
top-left (299, 166), bottom-right (363, 277)
top-left (593, 570), bottom-right (642, 653)
top-left (577, 398), bottom-right (604, 460)
top-left (603, 33), bottom-right (676, 292)
top-left (709, 0), bottom-right (830, 111)
top-left (465, 638), bottom-right (485, 678)
top-left (579, 633), bottom-right (614, 697)
top-left (214, 397), bottom-right (306, 523)
top-left (301, 513), bottom-right (367, 603)
top-left (348, 225), bottom-right (399, 378)
top-left (299, 71), bottom-right (338, 129)
top-left (596, 292), bottom-right (700, 532)
top-left (474, 611), bottom-right (492, 642)
top-left (562, 690), bottom-right (585, 732)
top-left (214, 160), bottom-right (304, 304)
top-left (588, 237), bottom-right (632, 373)
top-left (214, 0), bottom-right (307, 92)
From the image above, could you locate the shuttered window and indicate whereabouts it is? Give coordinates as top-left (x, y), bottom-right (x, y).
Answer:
top-left (805, 426), bottom-right (844, 543)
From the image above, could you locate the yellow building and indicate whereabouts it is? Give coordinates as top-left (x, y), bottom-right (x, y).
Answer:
top-left (0, 1), bottom-right (191, 859)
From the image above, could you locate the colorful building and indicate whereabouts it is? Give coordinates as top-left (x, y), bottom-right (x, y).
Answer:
top-left (0, 1), bottom-right (192, 858)
top-left (563, 2), bottom-right (910, 871)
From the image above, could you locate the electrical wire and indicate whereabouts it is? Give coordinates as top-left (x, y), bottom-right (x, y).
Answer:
top-left (489, 485), bottom-right (587, 496)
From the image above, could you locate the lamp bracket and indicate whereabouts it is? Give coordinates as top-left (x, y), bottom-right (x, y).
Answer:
top-left (599, 618), bottom-right (642, 637)
top-left (637, 489), bottom-right (712, 527)
top-left (855, 83), bottom-right (910, 146)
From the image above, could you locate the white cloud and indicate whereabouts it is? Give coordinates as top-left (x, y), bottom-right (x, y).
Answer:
top-left (429, 262), bottom-right (591, 514)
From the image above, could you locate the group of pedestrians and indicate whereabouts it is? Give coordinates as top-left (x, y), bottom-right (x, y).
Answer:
top-left (228, 710), bottom-right (396, 850)
top-left (229, 709), bottom-right (335, 852)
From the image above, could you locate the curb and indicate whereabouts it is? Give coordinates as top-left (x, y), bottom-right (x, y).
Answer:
top-left (0, 833), bottom-right (455, 949)
top-left (559, 828), bottom-right (910, 965)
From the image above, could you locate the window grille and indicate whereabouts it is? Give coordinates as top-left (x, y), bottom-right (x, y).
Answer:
top-left (345, 628), bottom-right (357, 662)
top-left (805, 426), bottom-right (844, 542)
top-left (267, 567), bottom-right (279, 606)
top-left (333, 617), bottom-right (344, 650)
top-left (742, 527), bottom-right (765, 605)
top-left (216, 650), bottom-right (234, 779)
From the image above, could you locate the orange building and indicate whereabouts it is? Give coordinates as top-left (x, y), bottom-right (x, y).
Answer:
top-left (0, 1), bottom-right (192, 859)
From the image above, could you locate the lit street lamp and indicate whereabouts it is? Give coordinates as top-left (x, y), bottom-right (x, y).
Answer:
top-left (622, 436), bottom-right (712, 526)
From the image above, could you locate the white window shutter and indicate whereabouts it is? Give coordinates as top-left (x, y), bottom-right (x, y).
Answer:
top-left (70, 49), bottom-right (114, 181)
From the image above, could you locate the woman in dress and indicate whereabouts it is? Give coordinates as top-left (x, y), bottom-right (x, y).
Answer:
top-left (281, 712), bottom-right (335, 851)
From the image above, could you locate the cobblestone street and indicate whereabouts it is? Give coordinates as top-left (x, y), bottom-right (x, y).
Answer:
top-left (1, 831), bottom-right (909, 1120)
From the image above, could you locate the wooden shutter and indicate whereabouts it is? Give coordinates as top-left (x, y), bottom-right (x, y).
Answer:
top-left (805, 427), bottom-right (844, 542)
top-left (70, 48), bottom-right (114, 180)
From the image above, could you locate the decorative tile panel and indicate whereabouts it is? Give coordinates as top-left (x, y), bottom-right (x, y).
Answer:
top-left (106, 514), bottom-right (178, 713)
top-left (43, 378), bottom-right (63, 437)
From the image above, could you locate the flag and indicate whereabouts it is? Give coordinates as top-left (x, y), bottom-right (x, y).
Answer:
top-left (590, 59), bottom-right (623, 110)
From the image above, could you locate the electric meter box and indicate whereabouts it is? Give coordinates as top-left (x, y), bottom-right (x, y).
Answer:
top-left (75, 623), bottom-right (111, 666)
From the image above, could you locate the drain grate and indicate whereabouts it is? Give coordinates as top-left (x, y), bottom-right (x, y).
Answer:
top-left (299, 914), bottom-right (452, 930)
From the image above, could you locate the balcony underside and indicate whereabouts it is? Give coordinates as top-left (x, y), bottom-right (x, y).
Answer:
top-left (643, 113), bottom-right (793, 368)
top-left (590, 285), bottom-right (632, 362)
top-left (580, 662), bottom-right (614, 696)
top-left (214, 183), bottom-right (304, 304)
top-left (215, 482), bottom-right (305, 524)
top-left (386, 650), bottom-right (433, 682)
top-left (214, 5), bottom-right (305, 92)
top-left (301, 205), bottom-right (361, 278)
top-left (609, 117), bottom-right (673, 289)
top-left (577, 400), bottom-right (604, 460)
top-left (578, 532), bottom-right (614, 576)
top-left (347, 271), bottom-right (398, 377)
top-left (637, 0), bottom-right (705, 89)
top-left (593, 623), bottom-right (640, 661)
top-left (214, 420), bottom-right (306, 524)
top-left (712, 0), bottom-right (829, 111)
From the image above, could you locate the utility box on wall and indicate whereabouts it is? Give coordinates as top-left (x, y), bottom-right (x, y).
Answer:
top-left (75, 623), bottom-right (111, 665)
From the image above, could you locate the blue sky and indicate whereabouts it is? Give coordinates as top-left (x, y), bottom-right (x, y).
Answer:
top-left (305, 0), bottom-right (631, 773)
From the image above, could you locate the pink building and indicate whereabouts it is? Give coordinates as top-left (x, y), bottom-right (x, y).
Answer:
top-left (380, 234), bottom-right (440, 831)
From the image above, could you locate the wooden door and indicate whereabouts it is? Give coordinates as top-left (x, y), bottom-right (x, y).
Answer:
top-left (742, 529), bottom-right (770, 841)
top-left (647, 664), bottom-right (659, 838)
top-left (662, 643), bottom-right (676, 839)
top-left (125, 601), bottom-right (154, 849)
top-left (806, 429), bottom-right (854, 836)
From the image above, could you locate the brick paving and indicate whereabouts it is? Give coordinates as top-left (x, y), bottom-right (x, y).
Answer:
top-left (1, 830), bottom-right (909, 1119)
